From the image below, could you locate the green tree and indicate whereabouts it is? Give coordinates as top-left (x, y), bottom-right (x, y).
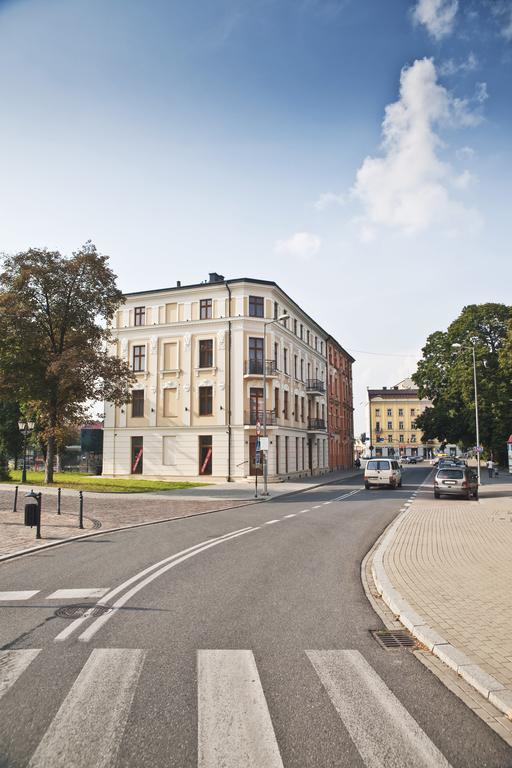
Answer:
top-left (0, 242), bottom-right (135, 482)
top-left (414, 303), bottom-right (512, 463)
top-left (0, 400), bottom-right (22, 467)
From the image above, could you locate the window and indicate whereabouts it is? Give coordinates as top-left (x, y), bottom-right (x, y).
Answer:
top-left (294, 354), bottom-right (298, 378)
top-left (399, 421), bottom-right (404, 430)
top-left (199, 386), bottom-right (213, 415)
top-left (315, 336), bottom-right (318, 350)
top-left (248, 337), bottom-right (264, 374)
top-left (307, 330), bottom-right (310, 345)
top-left (293, 319), bottom-right (297, 335)
top-left (411, 434), bottom-right (417, 442)
top-left (276, 435), bottom-right (280, 474)
top-left (199, 339), bottom-right (213, 368)
top-left (285, 436), bottom-right (289, 473)
top-left (300, 324), bottom-right (303, 339)
top-left (300, 359), bottom-right (304, 381)
top-left (411, 408), bottom-right (416, 416)
top-left (388, 434), bottom-right (393, 443)
top-left (375, 409), bottom-right (381, 416)
top-left (376, 421), bottom-right (381, 431)
top-left (131, 390), bottom-right (144, 417)
top-left (294, 394), bottom-right (298, 420)
top-left (283, 348), bottom-right (288, 374)
top-left (132, 345), bottom-right (145, 371)
top-left (131, 436), bottom-right (143, 474)
top-left (274, 301), bottom-right (279, 320)
top-left (320, 341), bottom-right (323, 355)
top-left (399, 434), bottom-right (404, 442)
top-left (274, 387), bottom-right (279, 418)
top-left (200, 298), bottom-right (212, 319)
top-left (134, 307), bottom-right (145, 326)
top-left (249, 295), bottom-right (264, 317)
top-left (301, 396), bottom-right (305, 422)
top-left (296, 437), bottom-right (299, 471)
top-left (387, 421), bottom-right (392, 429)
top-left (199, 435), bottom-right (212, 475)
top-left (387, 408), bottom-right (392, 417)
top-left (284, 390), bottom-right (289, 419)
top-left (398, 408), bottom-right (404, 416)
top-left (274, 342), bottom-right (279, 369)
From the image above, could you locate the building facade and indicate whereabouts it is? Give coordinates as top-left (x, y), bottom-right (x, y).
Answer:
top-left (103, 274), bottom-right (353, 481)
top-left (326, 338), bottom-right (354, 470)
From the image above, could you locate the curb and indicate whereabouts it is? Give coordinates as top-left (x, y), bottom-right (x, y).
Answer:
top-left (0, 470), bottom-right (360, 565)
top-left (370, 482), bottom-right (512, 721)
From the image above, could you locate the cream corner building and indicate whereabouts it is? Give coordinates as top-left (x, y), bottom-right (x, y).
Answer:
top-left (103, 273), bottom-right (349, 481)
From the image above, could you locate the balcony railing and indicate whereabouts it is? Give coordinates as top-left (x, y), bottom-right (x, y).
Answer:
top-left (245, 409), bottom-right (277, 426)
top-left (308, 418), bottom-right (326, 431)
top-left (244, 359), bottom-right (277, 376)
top-left (306, 378), bottom-right (325, 394)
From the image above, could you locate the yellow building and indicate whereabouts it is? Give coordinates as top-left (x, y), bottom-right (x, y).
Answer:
top-left (367, 378), bottom-right (439, 459)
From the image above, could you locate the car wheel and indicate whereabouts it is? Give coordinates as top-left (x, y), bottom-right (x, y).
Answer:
top-left (364, 482), bottom-right (370, 490)
top-left (473, 490), bottom-right (479, 500)
top-left (434, 491), bottom-right (440, 499)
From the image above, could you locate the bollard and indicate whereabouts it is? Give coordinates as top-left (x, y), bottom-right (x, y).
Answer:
top-left (13, 485), bottom-right (18, 513)
top-left (57, 487), bottom-right (61, 515)
top-left (78, 490), bottom-right (84, 529)
top-left (36, 492), bottom-right (42, 539)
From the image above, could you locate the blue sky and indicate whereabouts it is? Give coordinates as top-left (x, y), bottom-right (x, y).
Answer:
top-left (1, 0), bottom-right (511, 431)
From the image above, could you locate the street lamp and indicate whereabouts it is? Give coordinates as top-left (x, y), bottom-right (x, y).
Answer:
top-left (263, 313), bottom-right (290, 495)
top-left (18, 420), bottom-right (35, 484)
top-left (452, 340), bottom-right (481, 487)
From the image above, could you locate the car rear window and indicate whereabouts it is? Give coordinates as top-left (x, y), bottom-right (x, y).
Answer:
top-left (437, 469), bottom-right (464, 479)
top-left (367, 460), bottom-right (390, 471)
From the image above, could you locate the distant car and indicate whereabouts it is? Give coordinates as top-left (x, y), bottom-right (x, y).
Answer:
top-left (364, 459), bottom-right (402, 489)
top-left (434, 467), bottom-right (478, 500)
top-left (438, 458), bottom-right (465, 470)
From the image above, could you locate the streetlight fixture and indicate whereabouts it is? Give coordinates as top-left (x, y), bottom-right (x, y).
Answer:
top-left (263, 313), bottom-right (290, 495)
top-left (452, 340), bottom-right (480, 487)
top-left (18, 419), bottom-right (35, 484)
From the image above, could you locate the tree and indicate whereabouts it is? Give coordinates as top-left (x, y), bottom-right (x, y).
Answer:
top-left (414, 303), bottom-right (512, 463)
top-left (0, 401), bottom-right (22, 467)
top-left (0, 243), bottom-right (135, 482)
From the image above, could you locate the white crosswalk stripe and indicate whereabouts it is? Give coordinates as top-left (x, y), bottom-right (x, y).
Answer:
top-left (0, 591), bottom-right (39, 600)
top-left (46, 588), bottom-right (109, 599)
top-left (307, 649), bottom-right (452, 768)
top-left (197, 650), bottom-right (284, 768)
top-left (0, 649), bottom-right (41, 701)
top-left (28, 648), bottom-right (145, 768)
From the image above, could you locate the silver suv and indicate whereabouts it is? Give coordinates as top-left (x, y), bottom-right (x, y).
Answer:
top-left (434, 467), bottom-right (478, 500)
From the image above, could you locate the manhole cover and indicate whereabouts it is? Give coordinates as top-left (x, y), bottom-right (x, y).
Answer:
top-left (371, 629), bottom-right (417, 650)
top-left (55, 604), bottom-right (111, 619)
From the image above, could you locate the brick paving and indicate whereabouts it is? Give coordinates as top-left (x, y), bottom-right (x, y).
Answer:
top-left (0, 489), bottom-right (252, 558)
top-left (384, 475), bottom-right (512, 694)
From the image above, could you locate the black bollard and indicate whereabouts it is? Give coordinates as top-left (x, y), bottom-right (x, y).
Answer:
top-left (78, 490), bottom-right (84, 529)
top-left (57, 487), bottom-right (61, 515)
top-left (36, 492), bottom-right (42, 539)
top-left (13, 485), bottom-right (18, 513)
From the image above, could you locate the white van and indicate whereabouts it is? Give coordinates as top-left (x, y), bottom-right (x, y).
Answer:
top-left (364, 459), bottom-right (402, 489)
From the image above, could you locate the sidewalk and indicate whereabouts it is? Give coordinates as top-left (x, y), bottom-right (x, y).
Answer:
top-left (0, 468), bottom-right (359, 560)
top-left (371, 471), bottom-right (512, 725)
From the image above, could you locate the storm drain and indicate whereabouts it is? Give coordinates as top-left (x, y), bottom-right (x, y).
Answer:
top-left (371, 629), bottom-right (418, 650)
top-left (55, 604), bottom-right (111, 619)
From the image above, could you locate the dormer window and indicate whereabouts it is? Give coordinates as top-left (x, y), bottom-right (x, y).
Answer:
top-left (134, 307), bottom-right (145, 326)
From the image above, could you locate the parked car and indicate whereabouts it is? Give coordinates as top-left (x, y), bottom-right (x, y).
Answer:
top-left (364, 459), bottom-right (402, 489)
top-left (434, 467), bottom-right (478, 500)
top-left (402, 456), bottom-right (418, 464)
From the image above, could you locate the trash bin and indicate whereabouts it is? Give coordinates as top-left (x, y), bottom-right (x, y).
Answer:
top-left (24, 490), bottom-right (39, 528)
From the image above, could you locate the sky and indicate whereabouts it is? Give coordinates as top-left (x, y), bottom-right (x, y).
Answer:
top-left (0, 0), bottom-right (511, 433)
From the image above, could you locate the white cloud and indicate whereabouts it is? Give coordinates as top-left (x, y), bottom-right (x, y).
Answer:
top-left (439, 52), bottom-right (478, 76)
top-left (274, 232), bottom-right (321, 261)
top-left (474, 81), bottom-right (489, 103)
top-left (314, 192), bottom-right (345, 211)
top-left (351, 58), bottom-right (481, 237)
top-left (490, 1), bottom-right (512, 41)
top-left (456, 145), bottom-right (475, 159)
top-left (412, 0), bottom-right (458, 40)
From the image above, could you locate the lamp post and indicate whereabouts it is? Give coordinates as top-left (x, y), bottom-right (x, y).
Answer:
top-left (452, 340), bottom-right (480, 487)
top-left (18, 420), bottom-right (35, 484)
top-left (263, 313), bottom-right (290, 496)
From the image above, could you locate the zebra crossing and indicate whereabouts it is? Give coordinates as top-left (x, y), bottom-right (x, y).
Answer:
top-left (0, 647), bottom-right (453, 767)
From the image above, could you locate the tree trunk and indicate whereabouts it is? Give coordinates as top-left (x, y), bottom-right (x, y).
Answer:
top-left (45, 434), bottom-right (56, 483)
top-left (56, 452), bottom-right (62, 473)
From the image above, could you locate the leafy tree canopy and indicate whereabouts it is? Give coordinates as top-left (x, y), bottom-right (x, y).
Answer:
top-left (413, 303), bottom-right (512, 462)
top-left (0, 242), bottom-right (134, 482)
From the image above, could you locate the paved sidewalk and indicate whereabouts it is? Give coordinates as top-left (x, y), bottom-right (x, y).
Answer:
top-left (373, 472), bottom-right (512, 725)
top-left (0, 468), bottom-right (359, 559)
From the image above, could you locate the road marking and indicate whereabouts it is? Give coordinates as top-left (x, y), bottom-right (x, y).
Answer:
top-left (331, 490), bottom-right (361, 502)
top-left (55, 526), bottom-right (253, 643)
top-left (198, 650), bottom-right (284, 768)
top-left (264, 519), bottom-right (280, 525)
top-left (0, 649), bottom-right (40, 701)
top-left (0, 590), bottom-right (39, 601)
top-left (28, 648), bottom-right (145, 768)
top-left (312, 505), bottom-right (322, 509)
top-left (47, 589), bottom-right (109, 600)
top-left (77, 528), bottom-right (256, 643)
top-left (307, 650), bottom-right (452, 768)
top-left (298, 509), bottom-right (309, 514)
top-left (323, 501), bottom-right (332, 505)
top-left (283, 513), bottom-right (296, 518)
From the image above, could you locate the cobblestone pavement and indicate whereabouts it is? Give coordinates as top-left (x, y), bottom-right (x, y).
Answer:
top-left (0, 490), bottom-right (252, 558)
top-left (384, 474), bottom-right (512, 695)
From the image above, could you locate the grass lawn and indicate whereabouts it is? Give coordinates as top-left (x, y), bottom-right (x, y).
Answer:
top-left (5, 471), bottom-right (208, 494)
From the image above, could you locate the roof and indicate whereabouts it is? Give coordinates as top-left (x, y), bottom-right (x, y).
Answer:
top-left (123, 276), bottom-right (355, 363)
top-left (368, 388), bottom-right (429, 400)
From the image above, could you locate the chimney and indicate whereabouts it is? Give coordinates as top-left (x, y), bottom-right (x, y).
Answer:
top-left (209, 272), bottom-right (225, 283)
top-left (177, 280), bottom-right (181, 287)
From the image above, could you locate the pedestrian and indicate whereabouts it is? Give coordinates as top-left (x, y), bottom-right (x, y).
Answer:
top-left (486, 458), bottom-right (494, 478)
top-left (355, 457), bottom-right (361, 469)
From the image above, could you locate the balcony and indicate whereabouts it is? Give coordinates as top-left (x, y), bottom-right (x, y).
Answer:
top-left (245, 409), bottom-right (277, 426)
top-left (308, 418), bottom-right (326, 432)
top-left (306, 378), bottom-right (325, 395)
top-left (244, 359), bottom-right (278, 376)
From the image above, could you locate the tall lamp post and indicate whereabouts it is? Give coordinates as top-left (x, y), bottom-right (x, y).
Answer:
top-left (263, 313), bottom-right (290, 496)
top-left (452, 340), bottom-right (480, 487)
top-left (18, 420), bottom-right (35, 484)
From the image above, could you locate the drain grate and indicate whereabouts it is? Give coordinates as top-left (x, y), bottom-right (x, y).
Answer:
top-left (55, 604), bottom-right (111, 619)
top-left (371, 629), bottom-right (417, 650)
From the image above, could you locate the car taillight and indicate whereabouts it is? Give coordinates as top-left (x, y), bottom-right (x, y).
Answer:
top-left (461, 481), bottom-right (468, 488)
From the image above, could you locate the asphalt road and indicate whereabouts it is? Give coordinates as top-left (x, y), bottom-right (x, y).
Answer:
top-left (0, 467), bottom-right (511, 767)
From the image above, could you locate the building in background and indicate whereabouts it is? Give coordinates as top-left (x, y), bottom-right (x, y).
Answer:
top-left (102, 273), bottom-right (353, 481)
top-left (326, 338), bottom-right (354, 470)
